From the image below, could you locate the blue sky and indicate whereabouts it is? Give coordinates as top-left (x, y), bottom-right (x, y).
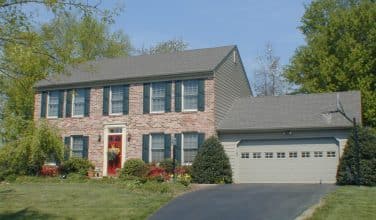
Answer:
top-left (106, 0), bottom-right (309, 79)
top-left (26, 0), bottom-right (310, 80)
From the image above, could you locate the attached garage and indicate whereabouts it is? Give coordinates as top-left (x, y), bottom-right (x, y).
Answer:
top-left (217, 91), bottom-right (361, 183)
top-left (237, 138), bottom-right (339, 183)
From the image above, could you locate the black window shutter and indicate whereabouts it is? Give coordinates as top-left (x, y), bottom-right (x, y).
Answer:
top-left (198, 133), bottom-right (205, 150)
top-left (123, 85), bottom-right (129, 115)
top-left (40, 91), bottom-right (47, 118)
top-left (58, 90), bottom-right (64, 118)
top-left (103, 86), bottom-right (110, 116)
top-left (66, 90), bottom-right (72, 117)
top-left (64, 137), bottom-right (71, 160)
top-left (198, 79), bottom-right (205, 111)
top-left (84, 88), bottom-right (91, 117)
top-left (142, 134), bottom-right (150, 163)
top-left (165, 82), bottom-right (172, 112)
top-left (175, 133), bottom-right (182, 165)
top-left (175, 81), bottom-right (182, 112)
top-left (143, 83), bottom-right (150, 114)
top-left (82, 136), bottom-right (89, 159)
top-left (164, 134), bottom-right (171, 159)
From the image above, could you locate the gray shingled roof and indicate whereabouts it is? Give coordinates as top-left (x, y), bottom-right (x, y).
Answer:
top-left (218, 91), bottom-right (361, 131)
top-left (36, 45), bottom-right (235, 88)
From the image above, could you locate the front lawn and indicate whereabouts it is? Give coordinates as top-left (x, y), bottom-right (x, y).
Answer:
top-left (308, 186), bottom-right (376, 220)
top-left (0, 178), bottom-right (188, 220)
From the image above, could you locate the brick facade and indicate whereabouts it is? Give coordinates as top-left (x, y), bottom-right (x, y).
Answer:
top-left (34, 79), bottom-right (216, 175)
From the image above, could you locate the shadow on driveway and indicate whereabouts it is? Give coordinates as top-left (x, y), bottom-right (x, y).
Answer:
top-left (150, 184), bottom-right (336, 220)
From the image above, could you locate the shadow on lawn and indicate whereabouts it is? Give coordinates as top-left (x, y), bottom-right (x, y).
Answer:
top-left (0, 208), bottom-right (58, 220)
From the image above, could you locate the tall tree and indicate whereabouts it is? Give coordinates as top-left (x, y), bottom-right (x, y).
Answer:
top-left (284, 0), bottom-right (376, 126)
top-left (0, 11), bottom-right (131, 142)
top-left (253, 43), bottom-right (289, 96)
top-left (137, 38), bottom-right (188, 55)
top-left (41, 12), bottom-right (132, 64)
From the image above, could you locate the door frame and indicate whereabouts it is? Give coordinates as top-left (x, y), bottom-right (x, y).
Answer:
top-left (103, 123), bottom-right (127, 177)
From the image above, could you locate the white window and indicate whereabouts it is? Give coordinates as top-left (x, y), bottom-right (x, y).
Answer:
top-left (289, 152), bottom-right (298, 158)
top-left (253, 152), bottom-right (261, 158)
top-left (151, 82), bottom-right (166, 113)
top-left (47, 91), bottom-right (59, 118)
top-left (110, 86), bottom-right (123, 114)
top-left (265, 152), bottom-right (273, 158)
top-left (241, 152), bottom-right (249, 159)
top-left (277, 152), bottom-right (286, 158)
top-left (72, 89), bottom-right (85, 116)
top-left (183, 133), bottom-right (199, 164)
top-left (314, 151), bottom-right (323, 157)
top-left (302, 151), bottom-right (310, 158)
top-left (71, 136), bottom-right (84, 158)
top-left (150, 134), bottom-right (164, 162)
top-left (182, 80), bottom-right (198, 111)
top-left (327, 151), bottom-right (336, 157)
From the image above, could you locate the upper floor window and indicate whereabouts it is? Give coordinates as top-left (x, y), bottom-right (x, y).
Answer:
top-left (151, 82), bottom-right (166, 113)
top-left (47, 91), bottom-right (59, 118)
top-left (110, 86), bottom-right (124, 115)
top-left (72, 89), bottom-right (85, 117)
top-left (182, 80), bottom-right (198, 111)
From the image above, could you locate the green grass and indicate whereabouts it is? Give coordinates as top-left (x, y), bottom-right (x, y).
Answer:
top-left (0, 178), bottom-right (188, 220)
top-left (308, 186), bottom-right (376, 220)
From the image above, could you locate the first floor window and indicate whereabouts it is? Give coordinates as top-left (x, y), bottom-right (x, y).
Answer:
top-left (183, 133), bottom-right (199, 164)
top-left (183, 80), bottom-right (198, 111)
top-left (72, 136), bottom-right (84, 158)
top-left (73, 89), bottom-right (85, 116)
top-left (110, 86), bottom-right (123, 114)
top-left (47, 91), bottom-right (59, 117)
top-left (151, 134), bottom-right (165, 162)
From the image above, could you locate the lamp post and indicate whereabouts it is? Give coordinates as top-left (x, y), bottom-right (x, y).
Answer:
top-left (172, 137), bottom-right (177, 182)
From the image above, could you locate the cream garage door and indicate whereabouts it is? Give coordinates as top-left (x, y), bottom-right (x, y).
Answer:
top-left (238, 138), bottom-right (339, 183)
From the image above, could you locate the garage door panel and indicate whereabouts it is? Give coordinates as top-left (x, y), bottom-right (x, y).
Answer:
top-left (238, 138), bottom-right (339, 183)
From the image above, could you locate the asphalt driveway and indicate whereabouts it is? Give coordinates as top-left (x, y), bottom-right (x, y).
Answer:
top-left (150, 184), bottom-right (336, 220)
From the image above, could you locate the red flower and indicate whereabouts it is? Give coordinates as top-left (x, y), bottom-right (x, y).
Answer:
top-left (41, 165), bottom-right (59, 177)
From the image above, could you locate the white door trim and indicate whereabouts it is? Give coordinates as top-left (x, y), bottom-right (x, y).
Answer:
top-left (103, 124), bottom-right (127, 177)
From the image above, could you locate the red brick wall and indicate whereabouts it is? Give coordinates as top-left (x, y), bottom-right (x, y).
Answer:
top-left (34, 79), bottom-right (216, 174)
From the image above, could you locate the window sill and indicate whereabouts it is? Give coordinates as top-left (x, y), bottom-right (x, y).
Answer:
top-left (46, 116), bottom-right (58, 119)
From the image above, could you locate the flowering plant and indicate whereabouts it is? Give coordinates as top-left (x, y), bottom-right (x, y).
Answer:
top-left (41, 165), bottom-right (59, 177)
top-left (108, 147), bottom-right (120, 161)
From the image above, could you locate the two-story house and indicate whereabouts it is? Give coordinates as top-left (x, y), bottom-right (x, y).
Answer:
top-left (34, 45), bottom-right (361, 183)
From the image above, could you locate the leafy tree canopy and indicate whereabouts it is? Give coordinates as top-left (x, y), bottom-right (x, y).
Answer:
top-left (284, 0), bottom-right (376, 126)
top-left (136, 38), bottom-right (188, 55)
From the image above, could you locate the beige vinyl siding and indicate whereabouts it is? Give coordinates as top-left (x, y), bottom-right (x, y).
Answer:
top-left (214, 49), bottom-right (252, 127)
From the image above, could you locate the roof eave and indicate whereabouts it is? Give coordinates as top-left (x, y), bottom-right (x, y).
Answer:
top-left (216, 125), bottom-right (353, 134)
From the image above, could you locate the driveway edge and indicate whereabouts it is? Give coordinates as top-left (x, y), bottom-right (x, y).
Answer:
top-left (295, 198), bottom-right (325, 220)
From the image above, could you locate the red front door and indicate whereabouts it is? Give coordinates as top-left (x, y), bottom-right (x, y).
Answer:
top-left (107, 135), bottom-right (122, 176)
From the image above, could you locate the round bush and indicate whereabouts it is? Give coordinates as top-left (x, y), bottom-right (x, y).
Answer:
top-left (191, 136), bottom-right (232, 184)
top-left (121, 158), bottom-right (148, 178)
top-left (60, 158), bottom-right (94, 176)
top-left (337, 127), bottom-right (376, 186)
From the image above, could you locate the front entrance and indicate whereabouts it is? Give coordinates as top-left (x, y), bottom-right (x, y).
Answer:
top-left (107, 134), bottom-right (122, 175)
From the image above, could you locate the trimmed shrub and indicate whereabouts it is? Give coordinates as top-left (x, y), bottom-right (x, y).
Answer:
top-left (120, 158), bottom-right (148, 178)
top-left (191, 136), bottom-right (232, 184)
top-left (60, 158), bottom-right (94, 176)
top-left (337, 127), bottom-right (376, 186)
